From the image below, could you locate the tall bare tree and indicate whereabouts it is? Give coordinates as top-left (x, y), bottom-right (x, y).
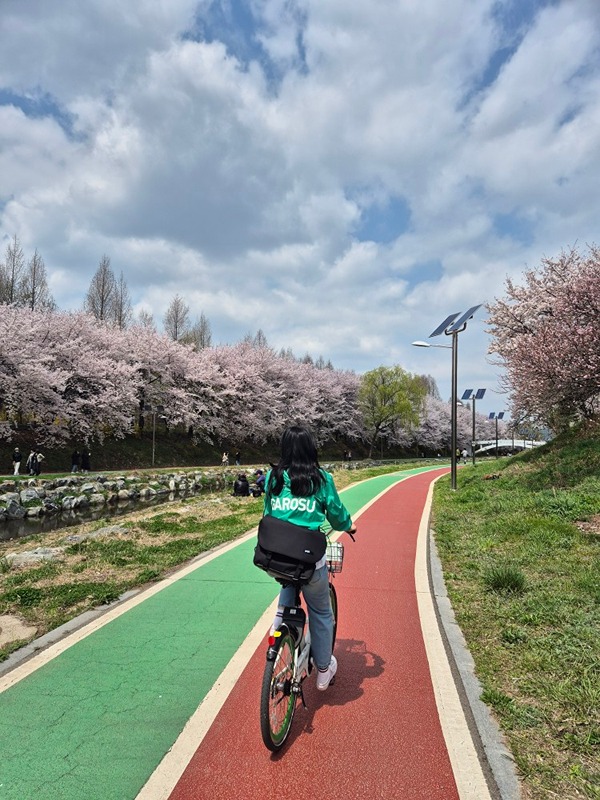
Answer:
top-left (84, 255), bottom-right (116, 322)
top-left (163, 294), bottom-right (190, 341)
top-left (21, 249), bottom-right (56, 311)
top-left (181, 312), bottom-right (212, 349)
top-left (243, 328), bottom-right (269, 348)
top-left (112, 271), bottom-right (132, 329)
top-left (0, 234), bottom-right (26, 304)
top-left (137, 309), bottom-right (156, 329)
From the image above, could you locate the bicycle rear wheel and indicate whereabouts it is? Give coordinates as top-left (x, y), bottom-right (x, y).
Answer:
top-left (260, 630), bottom-right (296, 751)
top-left (329, 581), bottom-right (338, 650)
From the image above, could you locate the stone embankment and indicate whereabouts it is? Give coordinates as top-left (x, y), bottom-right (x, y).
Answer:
top-left (0, 470), bottom-right (230, 522)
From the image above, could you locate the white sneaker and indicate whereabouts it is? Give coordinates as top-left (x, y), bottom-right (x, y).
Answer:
top-left (316, 655), bottom-right (337, 691)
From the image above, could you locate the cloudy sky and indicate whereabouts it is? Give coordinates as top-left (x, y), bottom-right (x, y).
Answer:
top-left (1, 0), bottom-right (599, 415)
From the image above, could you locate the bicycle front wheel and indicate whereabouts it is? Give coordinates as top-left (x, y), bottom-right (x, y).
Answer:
top-left (260, 630), bottom-right (296, 751)
top-left (329, 581), bottom-right (338, 650)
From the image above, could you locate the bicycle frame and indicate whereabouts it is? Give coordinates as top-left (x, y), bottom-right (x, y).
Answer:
top-left (267, 592), bottom-right (313, 704)
top-left (261, 532), bottom-right (352, 750)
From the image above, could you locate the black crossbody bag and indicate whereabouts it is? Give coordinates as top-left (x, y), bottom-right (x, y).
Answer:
top-left (253, 514), bottom-right (327, 586)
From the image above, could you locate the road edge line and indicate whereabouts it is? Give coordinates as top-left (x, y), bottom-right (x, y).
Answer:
top-left (428, 524), bottom-right (523, 799)
top-left (415, 477), bottom-right (493, 800)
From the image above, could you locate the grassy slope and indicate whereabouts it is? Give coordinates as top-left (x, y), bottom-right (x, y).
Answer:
top-left (432, 425), bottom-right (600, 800)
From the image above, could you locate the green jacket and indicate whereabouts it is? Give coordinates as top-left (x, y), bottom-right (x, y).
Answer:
top-left (263, 469), bottom-right (352, 531)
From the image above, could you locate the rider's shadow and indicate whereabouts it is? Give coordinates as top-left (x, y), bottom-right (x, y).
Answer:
top-left (274, 638), bottom-right (384, 754)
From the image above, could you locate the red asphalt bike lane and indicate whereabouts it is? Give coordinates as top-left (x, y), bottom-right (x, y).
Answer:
top-left (169, 469), bottom-right (458, 800)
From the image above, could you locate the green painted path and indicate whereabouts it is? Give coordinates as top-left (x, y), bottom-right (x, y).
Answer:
top-left (0, 466), bottom-right (442, 800)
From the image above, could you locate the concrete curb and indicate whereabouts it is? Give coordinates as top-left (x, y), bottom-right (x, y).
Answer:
top-left (428, 527), bottom-right (522, 800)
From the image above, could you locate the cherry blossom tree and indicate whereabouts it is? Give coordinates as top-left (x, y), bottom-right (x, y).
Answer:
top-left (122, 323), bottom-right (225, 441)
top-left (487, 246), bottom-right (600, 430)
top-left (0, 308), bottom-right (138, 444)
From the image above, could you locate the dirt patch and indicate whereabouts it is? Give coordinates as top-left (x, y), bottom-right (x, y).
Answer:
top-left (0, 614), bottom-right (37, 647)
top-left (575, 514), bottom-right (600, 536)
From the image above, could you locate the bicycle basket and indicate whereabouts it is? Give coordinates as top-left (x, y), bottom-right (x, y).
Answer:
top-left (326, 541), bottom-right (344, 573)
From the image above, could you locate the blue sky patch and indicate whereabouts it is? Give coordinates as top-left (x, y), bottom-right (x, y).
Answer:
top-left (493, 212), bottom-right (535, 245)
top-left (410, 260), bottom-right (444, 284)
top-left (183, 0), bottom-right (307, 88)
top-left (492, 0), bottom-right (559, 33)
top-left (0, 89), bottom-right (76, 138)
top-left (355, 195), bottom-right (411, 244)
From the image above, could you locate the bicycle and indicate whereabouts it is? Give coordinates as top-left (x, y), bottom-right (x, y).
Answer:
top-left (259, 532), bottom-right (353, 751)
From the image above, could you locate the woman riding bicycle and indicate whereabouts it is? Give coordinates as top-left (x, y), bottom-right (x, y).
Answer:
top-left (264, 425), bottom-right (356, 691)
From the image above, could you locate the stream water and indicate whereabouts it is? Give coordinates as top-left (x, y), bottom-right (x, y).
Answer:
top-left (0, 491), bottom-right (193, 543)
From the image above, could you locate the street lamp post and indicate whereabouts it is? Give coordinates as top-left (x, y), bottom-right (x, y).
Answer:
top-left (462, 388), bottom-right (486, 466)
top-left (412, 304), bottom-right (482, 490)
top-left (489, 412), bottom-right (505, 458)
top-left (144, 404), bottom-right (165, 467)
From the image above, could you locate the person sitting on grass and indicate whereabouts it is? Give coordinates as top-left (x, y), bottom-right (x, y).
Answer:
top-left (232, 473), bottom-right (250, 497)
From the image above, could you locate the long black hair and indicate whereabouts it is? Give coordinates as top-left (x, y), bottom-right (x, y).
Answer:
top-left (268, 425), bottom-right (325, 498)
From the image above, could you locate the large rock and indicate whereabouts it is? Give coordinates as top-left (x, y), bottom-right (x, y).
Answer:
top-left (0, 492), bottom-right (19, 505)
top-left (7, 547), bottom-right (65, 566)
top-left (89, 493), bottom-right (106, 505)
top-left (20, 488), bottom-right (40, 504)
top-left (4, 499), bottom-right (26, 519)
top-left (25, 505), bottom-right (44, 517)
top-left (80, 482), bottom-right (102, 494)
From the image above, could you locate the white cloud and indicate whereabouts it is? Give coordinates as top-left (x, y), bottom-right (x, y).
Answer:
top-left (1, 0), bottom-right (600, 413)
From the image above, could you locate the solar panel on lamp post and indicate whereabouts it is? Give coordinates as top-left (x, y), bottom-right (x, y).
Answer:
top-left (413, 304), bottom-right (482, 490)
top-left (462, 388), bottom-right (486, 466)
top-left (489, 412), bottom-right (505, 458)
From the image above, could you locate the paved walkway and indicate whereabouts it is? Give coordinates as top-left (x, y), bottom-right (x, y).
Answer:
top-left (0, 468), bottom-right (512, 799)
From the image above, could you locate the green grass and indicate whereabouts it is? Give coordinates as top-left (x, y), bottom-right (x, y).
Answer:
top-left (433, 427), bottom-right (600, 800)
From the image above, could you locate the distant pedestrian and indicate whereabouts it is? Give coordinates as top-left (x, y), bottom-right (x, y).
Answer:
top-left (71, 449), bottom-right (81, 473)
top-left (12, 447), bottom-right (21, 476)
top-left (81, 448), bottom-right (91, 472)
top-left (235, 450), bottom-right (241, 466)
top-left (26, 449), bottom-right (37, 475)
top-left (461, 448), bottom-right (468, 465)
top-left (34, 451), bottom-right (44, 475)
top-left (221, 451), bottom-right (229, 467)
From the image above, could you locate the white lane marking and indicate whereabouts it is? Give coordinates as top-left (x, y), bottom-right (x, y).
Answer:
top-left (0, 527), bottom-right (260, 694)
top-left (135, 597), bottom-right (278, 800)
top-left (414, 478), bottom-right (492, 800)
